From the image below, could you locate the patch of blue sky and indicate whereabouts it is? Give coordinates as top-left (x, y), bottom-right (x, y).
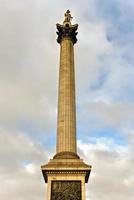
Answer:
top-left (122, 50), bottom-right (134, 65)
top-left (98, 80), bottom-right (134, 103)
top-left (77, 125), bottom-right (127, 146)
top-left (89, 67), bottom-right (109, 91)
top-left (109, 70), bottom-right (134, 103)
top-left (41, 131), bottom-right (56, 150)
top-left (113, 86), bottom-right (134, 103)
top-left (21, 160), bottom-right (31, 166)
top-left (96, 0), bottom-right (134, 22)
top-left (20, 120), bottom-right (43, 138)
top-left (87, 61), bottom-right (134, 103)
top-left (19, 120), bottom-right (55, 147)
top-left (94, 0), bottom-right (123, 28)
top-left (95, 0), bottom-right (134, 55)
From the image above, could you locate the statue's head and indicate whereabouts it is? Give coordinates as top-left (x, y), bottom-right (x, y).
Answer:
top-left (66, 10), bottom-right (70, 14)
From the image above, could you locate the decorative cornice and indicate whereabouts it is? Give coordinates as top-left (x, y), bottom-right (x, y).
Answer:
top-left (42, 169), bottom-right (91, 183)
top-left (56, 23), bottom-right (78, 44)
top-left (41, 157), bottom-right (92, 183)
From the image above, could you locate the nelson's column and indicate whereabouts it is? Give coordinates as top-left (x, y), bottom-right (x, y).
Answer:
top-left (41, 10), bottom-right (92, 200)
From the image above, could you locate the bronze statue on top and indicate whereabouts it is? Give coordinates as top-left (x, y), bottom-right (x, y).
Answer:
top-left (63, 10), bottom-right (73, 25)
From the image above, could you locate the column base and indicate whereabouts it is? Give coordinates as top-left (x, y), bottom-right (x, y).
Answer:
top-left (53, 151), bottom-right (80, 159)
top-left (41, 156), bottom-right (91, 183)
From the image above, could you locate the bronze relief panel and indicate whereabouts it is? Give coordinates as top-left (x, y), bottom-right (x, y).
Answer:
top-left (51, 181), bottom-right (81, 200)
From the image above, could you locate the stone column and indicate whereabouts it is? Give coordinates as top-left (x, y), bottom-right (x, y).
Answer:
top-left (55, 12), bottom-right (78, 156)
top-left (41, 11), bottom-right (92, 200)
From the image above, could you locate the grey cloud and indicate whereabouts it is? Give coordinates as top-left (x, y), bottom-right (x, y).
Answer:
top-left (78, 139), bottom-right (134, 200)
top-left (0, 127), bottom-right (48, 200)
top-left (0, 127), bottom-right (49, 169)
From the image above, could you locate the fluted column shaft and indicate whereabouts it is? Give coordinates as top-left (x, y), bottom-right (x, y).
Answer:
top-left (56, 37), bottom-right (77, 153)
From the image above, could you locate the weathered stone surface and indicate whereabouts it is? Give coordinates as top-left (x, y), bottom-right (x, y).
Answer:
top-left (56, 37), bottom-right (77, 153)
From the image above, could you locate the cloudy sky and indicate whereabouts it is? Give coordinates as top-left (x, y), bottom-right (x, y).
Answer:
top-left (0, 0), bottom-right (134, 199)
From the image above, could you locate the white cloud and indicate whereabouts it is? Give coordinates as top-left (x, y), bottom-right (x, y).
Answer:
top-left (24, 163), bottom-right (36, 174)
top-left (78, 138), bottom-right (134, 200)
top-left (0, 127), bottom-right (48, 200)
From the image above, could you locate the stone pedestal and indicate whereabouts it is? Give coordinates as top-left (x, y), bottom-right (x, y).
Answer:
top-left (41, 157), bottom-right (91, 200)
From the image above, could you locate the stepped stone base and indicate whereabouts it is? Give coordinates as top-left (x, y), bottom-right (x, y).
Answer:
top-left (41, 153), bottom-right (91, 200)
top-left (41, 152), bottom-right (91, 183)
